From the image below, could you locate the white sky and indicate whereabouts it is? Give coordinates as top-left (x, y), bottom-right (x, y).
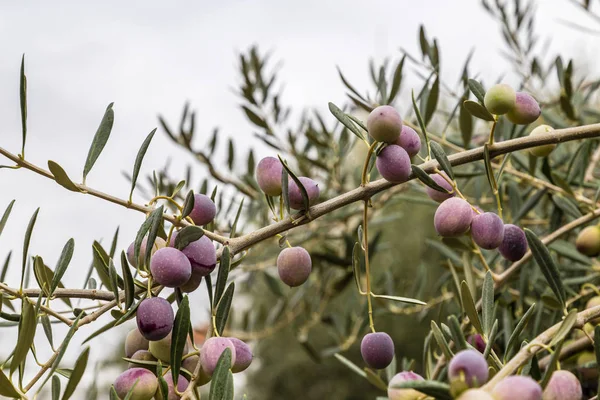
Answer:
top-left (0, 0), bottom-right (598, 395)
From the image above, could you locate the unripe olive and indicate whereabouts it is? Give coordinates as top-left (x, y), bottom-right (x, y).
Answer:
top-left (188, 194), bottom-right (217, 226)
top-left (434, 198), bottom-right (474, 237)
top-left (256, 156), bottom-right (284, 196)
top-left (484, 83), bottom-right (516, 115)
top-left (499, 224), bottom-right (528, 262)
top-left (542, 370), bottom-right (582, 400)
top-left (228, 337), bottom-right (253, 373)
top-left (155, 373), bottom-right (189, 400)
top-left (387, 371), bottom-right (425, 400)
top-left (277, 246), bottom-right (312, 287)
top-left (169, 232), bottom-right (217, 278)
top-left (491, 375), bottom-right (542, 400)
top-left (528, 125), bottom-right (556, 157)
top-left (575, 226), bottom-right (600, 257)
top-left (136, 297), bottom-right (174, 341)
top-left (125, 328), bottom-right (150, 358)
top-left (425, 171), bottom-right (454, 203)
top-left (456, 389), bottom-right (495, 400)
top-left (114, 368), bottom-right (158, 400)
top-left (126, 237), bottom-right (167, 268)
top-left (360, 332), bottom-right (395, 370)
top-left (471, 212), bottom-right (505, 250)
top-left (376, 144), bottom-right (411, 183)
top-left (507, 92), bottom-right (541, 125)
top-left (287, 177), bottom-right (320, 210)
top-left (128, 350), bottom-right (157, 371)
top-left (395, 125), bottom-right (421, 157)
top-left (150, 247), bottom-right (192, 288)
top-left (448, 349), bottom-right (489, 387)
top-left (200, 337), bottom-right (237, 376)
top-left (367, 105), bottom-right (403, 143)
top-left (149, 332), bottom-right (189, 363)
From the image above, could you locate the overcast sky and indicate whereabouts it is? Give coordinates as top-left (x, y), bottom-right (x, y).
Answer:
top-left (0, 0), bottom-right (599, 395)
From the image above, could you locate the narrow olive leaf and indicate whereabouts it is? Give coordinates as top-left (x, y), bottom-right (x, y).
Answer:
top-left (541, 339), bottom-right (565, 389)
top-left (482, 320), bottom-right (498, 360)
top-left (483, 144), bottom-right (498, 193)
top-left (504, 303), bottom-right (536, 362)
top-left (278, 155), bottom-right (309, 211)
top-left (334, 353), bottom-right (368, 378)
top-left (123, 380), bottom-right (140, 400)
top-left (52, 374), bottom-right (61, 400)
top-left (48, 161), bottom-right (81, 192)
top-left (352, 242), bottom-right (364, 293)
top-left (393, 380), bottom-right (452, 400)
top-left (0, 199), bottom-right (15, 239)
top-left (525, 229), bottom-right (566, 310)
top-left (41, 314), bottom-right (54, 349)
top-left (411, 90), bottom-right (430, 154)
top-left (387, 55), bottom-right (405, 104)
top-left (430, 321), bottom-right (453, 360)
top-left (61, 347), bottom-right (89, 400)
top-left (120, 251), bottom-right (134, 310)
top-left (133, 217), bottom-right (153, 269)
top-left (371, 294), bottom-right (426, 305)
top-left (229, 198), bottom-right (245, 239)
top-left (21, 207), bottom-right (40, 288)
top-left (411, 165), bottom-right (450, 193)
top-left (463, 100), bottom-right (495, 121)
top-left (209, 348), bottom-right (234, 400)
top-left (241, 105), bottom-right (268, 129)
top-left (19, 55), bottom-right (27, 156)
top-left (328, 102), bottom-right (366, 142)
top-left (144, 205), bottom-right (164, 268)
top-left (33, 256), bottom-right (52, 297)
top-left (468, 79), bottom-right (486, 104)
top-left (482, 271), bottom-right (494, 336)
top-left (83, 103), bottom-right (115, 181)
top-left (171, 295), bottom-right (191, 387)
top-left (459, 101), bottom-right (473, 148)
top-left (92, 243), bottom-right (114, 290)
top-left (215, 283), bottom-right (235, 335)
top-left (173, 226), bottom-right (204, 251)
top-left (460, 281), bottom-right (484, 334)
top-left (281, 168), bottom-right (291, 215)
top-left (430, 142), bottom-right (454, 180)
top-left (424, 77), bottom-right (440, 126)
top-left (447, 315), bottom-right (468, 351)
top-left (51, 238), bottom-right (74, 295)
top-left (205, 274), bottom-right (214, 312)
top-left (109, 386), bottom-right (119, 400)
top-left (158, 374), bottom-right (169, 400)
top-left (336, 66), bottom-right (367, 102)
top-left (11, 299), bottom-right (37, 374)
top-left (82, 319), bottom-right (116, 344)
top-left (364, 367), bottom-right (388, 391)
top-left (0, 358), bottom-right (21, 397)
top-left (548, 308), bottom-right (578, 347)
top-left (129, 128), bottom-right (156, 201)
top-left (108, 259), bottom-right (120, 310)
top-left (181, 190), bottom-right (195, 219)
top-left (214, 246), bottom-right (231, 307)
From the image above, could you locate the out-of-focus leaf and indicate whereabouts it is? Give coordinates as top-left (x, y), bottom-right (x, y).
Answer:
top-left (424, 77), bottom-right (439, 126)
top-left (328, 102), bottom-right (366, 142)
top-left (460, 281), bottom-right (483, 334)
top-left (278, 156), bottom-right (309, 211)
top-left (481, 271), bottom-right (494, 335)
top-left (0, 367), bottom-right (20, 398)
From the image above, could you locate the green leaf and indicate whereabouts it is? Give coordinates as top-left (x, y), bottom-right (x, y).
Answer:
top-left (83, 103), bottom-right (114, 181)
top-left (548, 308), bottom-right (578, 348)
top-left (21, 207), bottom-right (40, 289)
top-left (227, 138), bottom-right (235, 170)
top-left (524, 229), bottom-right (566, 310)
top-left (387, 56), bottom-right (405, 104)
top-left (41, 314), bottom-right (54, 349)
top-left (34, 256), bottom-right (53, 296)
top-left (0, 199), bottom-right (15, 239)
top-left (51, 238), bottom-right (74, 295)
top-left (171, 295), bottom-right (191, 388)
top-left (392, 380), bottom-right (452, 400)
top-left (144, 205), bottom-right (164, 269)
top-left (447, 314), bottom-right (468, 351)
top-left (0, 364), bottom-right (20, 397)
top-left (48, 161), bottom-right (81, 192)
top-left (459, 100), bottom-right (473, 148)
top-left (174, 226), bottom-right (204, 251)
top-left (594, 325), bottom-right (600, 373)
top-left (463, 100), bottom-right (494, 121)
top-left (505, 303), bottom-right (536, 362)
top-left (371, 293), bottom-right (425, 305)
top-left (482, 271), bottom-right (494, 336)
top-left (61, 347), bottom-right (89, 400)
top-left (242, 105), bottom-right (268, 129)
top-left (424, 77), bottom-right (439, 126)
top-left (483, 319), bottom-right (498, 360)
top-left (18, 54), bottom-right (28, 156)
top-left (129, 128), bottom-right (156, 201)
top-left (467, 79), bottom-right (486, 104)
top-left (460, 281), bottom-right (484, 334)
top-left (158, 373), bottom-right (169, 400)
top-left (229, 198), bottom-right (245, 239)
top-left (214, 247), bottom-right (231, 307)
top-left (109, 386), bottom-right (119, 400)
top-left (430, 321), bottom-right (453, 360)
top-left (120, 251), bottom-right (134, 310)
top-left (328, 102), bottom-right (366, 142)
top-left (11, 299), bottom-right (37, 374)
top-left (483, 144), bottom-right (498, 192)
top-left (215, 283), bottom-right (235, 335)
top-left (281, 168), bottom-right (290, 215)
top-left (430, 142), bottom-right (454, 180)
top-left (364, 367), bottom-right (388, 391)
top-left (334, 353), bottom-right (367, 378)
top-left (209, 348), bottom-right (234, 400)
top-left (52, 374), bottom-right (61, 400)
top-left (181, 190), bottom-right (195, 219)
top-left (541, 339), bottom-right (565, 389)
top-left (411, 165), bottom-right (450, 194)
top-left (92, 242), bottom-right (114, 291)
top-left (278, 155), bottom-right (309, 211)
top-left (411, 90), bottom-right (430, 155)
top-left (82, 319), bottom-right (117, 344)
top-left (108, 258), bottom-right (120, 310)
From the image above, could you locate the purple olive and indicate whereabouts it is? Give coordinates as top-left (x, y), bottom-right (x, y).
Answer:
top-left (471, 212), bottom-right (505, 250)
top-left (425, 171), bottom-right (454, 203)
top-left (376, 144), bottom-right (411, 183)
top-left (542, 370), bottom-right (582, 400)
top-left (125, 328), bottom-right (150, 358)
top-left (467, 334), bottom-right (486, 353)
top-left (288, 177), bottom-right (320, 210)
top-left (448, 349), bottom-right (489, 387)
top-left (200, 337), bottom-right (237, 376)
top-left (150, 247), bottom-right (192, 288)
top-left (434, 198), bottom-right (474, 237)
top-left (188, 194), bottom-right (216, 226)
top-left (498, 224), bottom-right (528, 262)
top-left (114, 368), bottom-right (158, 400)
top-left (277, 247), bottom-right (312, 287)
top-left (136, 297), bottom-right (174, 341)
top-left (387, 371), bottom-right (425, 400)
top-left (169, 232), bottom-right (216, 277)
top-left (492, 375), bottom-right (542, 400)
top-left (395, 125), bottom-right (421, 157)
top-left (228, 337), bottom-right (253, 373)
top-left (126, 237), bottom-right (167, 268)
top-left (360, 332), bottom-right (395, 369)
top-left (256, 156), bottom-right (284, 196)
top-left (367, 105), bottom-right (403, 143)
top-left (507, 92), bottom-right (541, 125)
